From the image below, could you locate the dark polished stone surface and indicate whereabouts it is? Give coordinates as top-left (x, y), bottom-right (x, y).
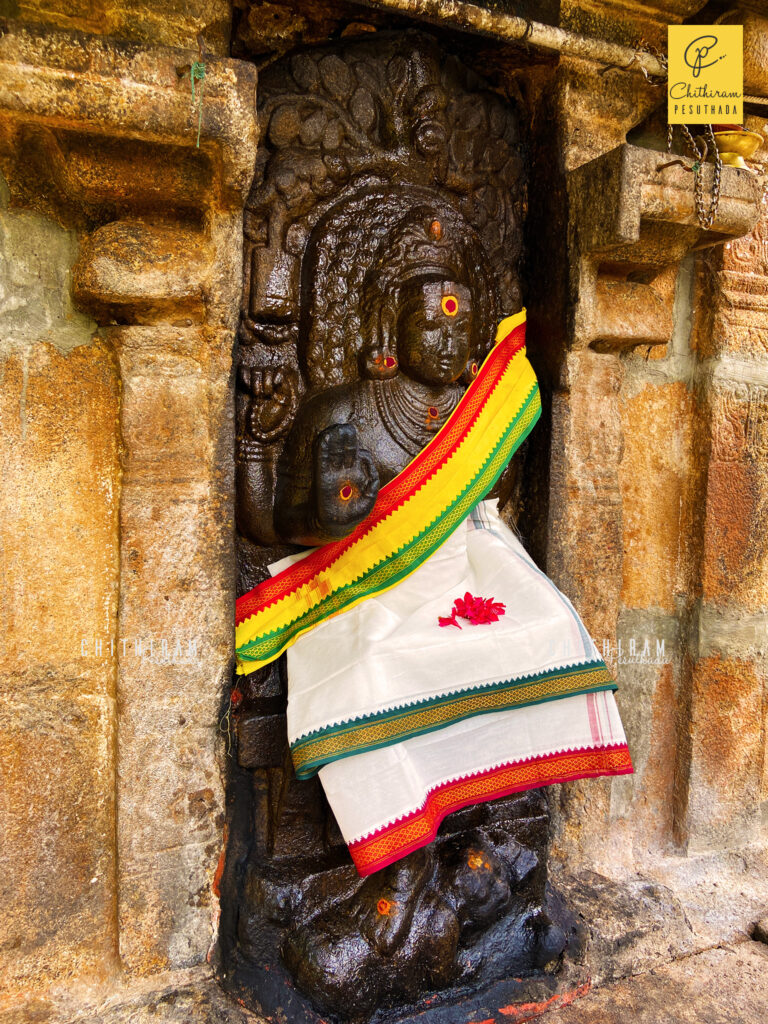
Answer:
top-left (221, 30), bottom-right (573, 1022)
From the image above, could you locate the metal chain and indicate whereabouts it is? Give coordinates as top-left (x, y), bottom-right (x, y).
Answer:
top-left (641, 36), bottom-right (721, 228)
top-left (667, 124), bottom-right (723, 230)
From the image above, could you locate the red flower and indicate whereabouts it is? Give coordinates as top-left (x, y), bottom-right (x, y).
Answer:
top-left (438, 593), bottom-right (505, 629)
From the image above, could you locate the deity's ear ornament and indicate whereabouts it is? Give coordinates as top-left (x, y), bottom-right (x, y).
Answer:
top-left (459, 357), bottom-right (480, 386)
top-left (359, 297), bottom-right (400, 380)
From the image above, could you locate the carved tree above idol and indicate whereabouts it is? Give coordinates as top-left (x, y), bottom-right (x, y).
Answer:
top-left (227, 32), bottom-right (576, 1022)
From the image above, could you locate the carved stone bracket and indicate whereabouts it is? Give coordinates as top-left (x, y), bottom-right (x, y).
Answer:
top-left (568, 143), bottom-right (763, 351)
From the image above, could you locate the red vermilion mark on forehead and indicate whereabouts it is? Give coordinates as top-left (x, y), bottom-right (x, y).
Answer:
top-left (441, 294), bottom-right (459, 317)
top-left (339, 484), bottom-right (353, 501)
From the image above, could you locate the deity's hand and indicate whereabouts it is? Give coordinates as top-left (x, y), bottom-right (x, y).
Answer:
top-left (241, 367), bottom-right (296, 442)
top-left (313, 423), bottom-right (379, 537)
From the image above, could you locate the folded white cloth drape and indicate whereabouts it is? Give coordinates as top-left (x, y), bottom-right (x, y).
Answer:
top-left (274, 501), bottom-right (632, 875)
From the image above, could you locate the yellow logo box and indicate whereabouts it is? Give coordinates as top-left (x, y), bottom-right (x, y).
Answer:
top-left (668, 25), bottom-right (743, 125)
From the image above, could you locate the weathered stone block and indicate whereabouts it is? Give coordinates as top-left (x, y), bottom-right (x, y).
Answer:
top-left (623, 662), bottom-right (678, 853)
top-left (120, 483), bottom-right (232, 598)
top-left (619, 380), bottom-right (694, 613)
top-left (0, 692), bottom-right (117, 994)
top-left (0, 342), bottom-right (120, 682)
top-left (549, 349), bottom-right (623, 644)
top-left (0, 26), bottom-right (259, 204)
top-left (0, 200), bottom-right (96, 350)
top-left (14, 0), bottom-right (232, 54)
top-left (545, 942), bottom-right (768, 1024)
top-left (120, 364), bottom-right (214, 479)
top-left (110, 325), bottom-right (235, 485)
top-left (683, 655), bottom-right (764, 853)
top-left (555, 870), bottom-right (694, 985)
top-left (118, 841), bottom-right (219, 975)
top-left (74, 221), bottom-right (212, 324)
top-left (609, 611), bottom-right (680, 855)
top-left (569, 144), bottom-right (761, 265)
top-left (593, 275), bottom-right (674, 351)
top-left (702, 455), bottom-right (768, 612)
top-left (117, 718), bottom-right (223, 859)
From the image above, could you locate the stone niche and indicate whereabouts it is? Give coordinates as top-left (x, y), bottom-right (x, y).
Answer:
top-left (218, 18), bottom-right (765, 1010)
top-left (221, 30), bottom-right (589, 1024)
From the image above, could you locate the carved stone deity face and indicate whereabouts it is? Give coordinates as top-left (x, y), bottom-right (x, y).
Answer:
top-left (396, 278), bottom-right (473, 386)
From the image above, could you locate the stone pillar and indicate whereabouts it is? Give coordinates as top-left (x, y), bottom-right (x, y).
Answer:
top-left (552, 85), bottom-right (762, 868)
top-left (73, 215), bottom-right (251, 972)
top-left (0, 199), bottom-right (121, 992)
top-left (613, 257), bottom-right (699, 858)
top-left (108, 322), bottom-right (234, 972)
top-left (677, 141), bottom-right (768, 852)
top-left (0, 22), bottom-right (258, 996)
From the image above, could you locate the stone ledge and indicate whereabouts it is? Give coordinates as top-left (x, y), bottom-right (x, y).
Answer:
top-left (546, 941), bottom-right (768, 1024)
top-left (0, 965), bottom-right (263, 1024)
top-left (0, 20), bottom-right (258, 204)
top-left (569, 144), bottom-right (763, 352)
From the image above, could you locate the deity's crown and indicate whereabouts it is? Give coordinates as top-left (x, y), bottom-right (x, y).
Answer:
top-left (367, 207), bottom-right (466, 297)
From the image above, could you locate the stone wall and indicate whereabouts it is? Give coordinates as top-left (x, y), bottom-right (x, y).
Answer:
top-left (0, 190), bottom-right (121, 995)
top-left (0, 1), bottom-right (766, 1020)
top-left (0, 15), bottom-right (258, 1015)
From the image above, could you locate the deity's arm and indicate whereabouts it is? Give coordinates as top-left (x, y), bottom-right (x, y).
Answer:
top-left (274, 387), bottom-right (380, 546)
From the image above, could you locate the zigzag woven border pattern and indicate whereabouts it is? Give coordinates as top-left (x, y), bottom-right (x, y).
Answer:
top-left (235, 313), bottom-right (536, 674)
top-left (348, 744), bottom-right (634, 876)
top-left (291, 661), bottom-right (617, 778)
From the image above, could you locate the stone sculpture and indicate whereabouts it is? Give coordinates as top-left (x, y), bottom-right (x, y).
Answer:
top-left (222, 31), bottom-right (577, 1022)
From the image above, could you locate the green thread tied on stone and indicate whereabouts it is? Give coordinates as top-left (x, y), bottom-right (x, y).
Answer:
top-left (190, 61), bottom-right (206, 148)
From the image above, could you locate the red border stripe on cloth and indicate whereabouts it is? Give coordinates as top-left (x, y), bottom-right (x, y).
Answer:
top-left (235, 321), bottom-right (527, 627)
top-left (348, 744), bottom-right (633, 876)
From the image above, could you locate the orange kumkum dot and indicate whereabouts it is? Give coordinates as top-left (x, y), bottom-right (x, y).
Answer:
top-left (339, 484), bottom-right (353, 501)
top-left (377, 898), bottom-right (392, 916)
top-left (441, 295), bottom-right (459, 317)
top-left (467, 851), bottom-right (487, 871)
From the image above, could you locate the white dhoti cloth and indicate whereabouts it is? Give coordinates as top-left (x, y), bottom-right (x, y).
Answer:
top-left (274, 502), bottom-right (632, 876)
